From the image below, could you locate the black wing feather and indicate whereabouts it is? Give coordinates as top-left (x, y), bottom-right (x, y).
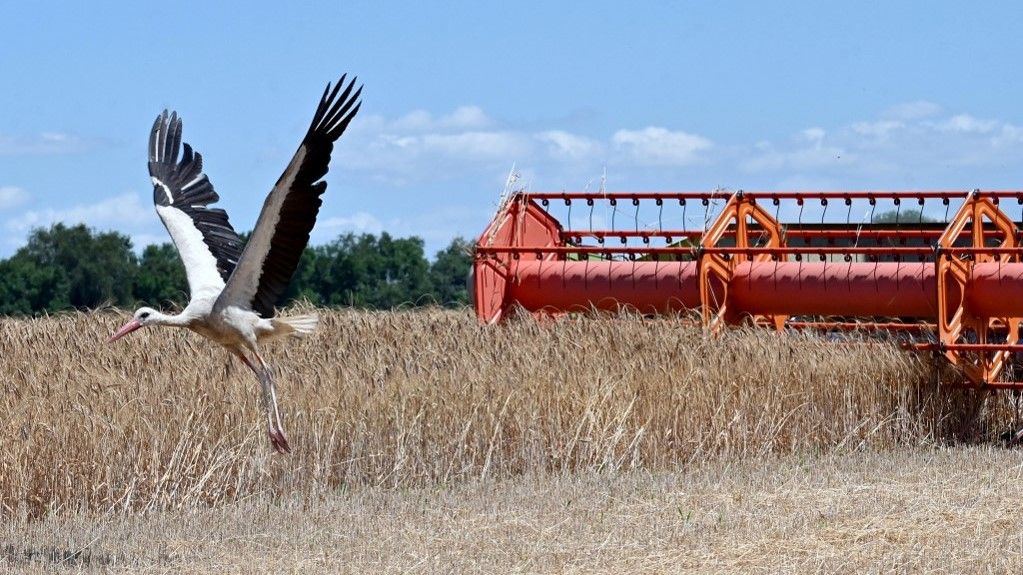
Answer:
top-left (148, 111), bottom-right (245, 282)
top-left (248, 75), bottom-right (362, 317)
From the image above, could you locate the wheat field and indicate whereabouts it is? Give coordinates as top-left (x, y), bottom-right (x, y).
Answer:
top-left (2, 309), bottom-right (1021, 572)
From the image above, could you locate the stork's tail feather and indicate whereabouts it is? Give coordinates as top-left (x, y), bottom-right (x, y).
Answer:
top-left (272, 314), bottom-right (319, 338)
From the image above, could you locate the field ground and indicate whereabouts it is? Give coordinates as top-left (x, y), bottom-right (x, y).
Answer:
top-left (4, 447), bottom-right (1023, 573)
top-left (4, 309), bottom-right (1023, 572)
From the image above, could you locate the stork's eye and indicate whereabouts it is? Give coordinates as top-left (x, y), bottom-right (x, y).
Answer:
top-left (140, 312), bottom-right (150, 319)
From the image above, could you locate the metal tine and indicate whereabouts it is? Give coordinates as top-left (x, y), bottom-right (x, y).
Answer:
top-left (634, 199), bottom-right (640, 234)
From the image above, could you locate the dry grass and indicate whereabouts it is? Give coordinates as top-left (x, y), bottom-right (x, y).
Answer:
top-left (4, 448), bottom-right (1023, 573)
top-left (1, 308), bottom-right (1014, 519)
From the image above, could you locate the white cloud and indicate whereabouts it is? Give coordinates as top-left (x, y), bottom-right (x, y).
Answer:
top-left (932, 114), bottom-right (998, 134)
top-left (800, 127), bottom-right (826, 144)
top-left (341, 120), bottom-right (534, 182)
top-left (0, 132), bottom-right (92, 155)
top-left (738, 102), bottom-right (1023, 185)
top-left (0, 186), bottom-right (29, 210)
top-left (612, 127), bottom-right (712, 166)
top-left (1, 192), bottom-right (172, 253)
top-left (380, 105), bottom-right (493, 132)
top-left (7, 192), bottom-right (152, 235)
top-left (418, 131), bottom-right (532, 160)
top-left (882, 101), bottom-right (942, 120)
top-left (389, 110), bottom-right (433, 131)
top-left (535, 130), bottom-right (603, 161)
top-left (850, 120), bottom-right (903, 139)
top-left (318, 211), bottom-right (384, 235)
top-left (339, 106), bottom-right (713, 185)
top-left (337, 100), bottom-right (1023, 196)
top-left (377, 205), bottom-right (490, 246)
top-left (439, 106), bottom-right (492, 130)
top-left (992, 124), bottom-right (1023, 147)
top-left (741, 142), bottom-right (849, 173)
top-left (311, 206), bottom-right (486, 253)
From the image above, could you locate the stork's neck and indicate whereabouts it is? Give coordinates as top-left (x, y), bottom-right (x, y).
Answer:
top-left (151, 310), bottom-right (194, 328)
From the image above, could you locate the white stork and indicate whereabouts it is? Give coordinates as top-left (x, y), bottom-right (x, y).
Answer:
top-left (108, 75), bottom-right (362, 454)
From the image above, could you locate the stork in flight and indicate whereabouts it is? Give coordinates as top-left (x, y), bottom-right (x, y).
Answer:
top-left (108, 75), bottom-right (362, 454)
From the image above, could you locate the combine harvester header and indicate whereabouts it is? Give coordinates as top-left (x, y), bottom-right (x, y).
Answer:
top-left (473, 189), bottom-right (1023, 389)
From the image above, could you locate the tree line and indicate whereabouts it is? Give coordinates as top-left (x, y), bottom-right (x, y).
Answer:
top-left (0, 223), bottom-right (474, 316)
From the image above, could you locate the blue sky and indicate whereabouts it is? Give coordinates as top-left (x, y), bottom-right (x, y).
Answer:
top-left (2, 2), bottom-right (1023, 257)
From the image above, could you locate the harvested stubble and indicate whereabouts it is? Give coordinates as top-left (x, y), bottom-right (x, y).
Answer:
top-left (8, 449), bottom-right (1023, 573)
top-left (0, 308), bottom-right (1010, 515)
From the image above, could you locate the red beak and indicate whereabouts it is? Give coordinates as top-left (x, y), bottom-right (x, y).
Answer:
top-left (108, 319), bottom-right (143, 343)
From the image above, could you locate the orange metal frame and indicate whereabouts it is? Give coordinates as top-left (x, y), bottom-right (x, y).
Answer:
top-left (697, 191), bottom-right (785, 333)
top-left (474, 190), bottom-right (1023, 388)
top-left (935, 192), bottom-right (1020, 384)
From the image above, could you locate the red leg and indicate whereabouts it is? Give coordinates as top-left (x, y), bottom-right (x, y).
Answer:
top-left (232, 348), bottom-right (291, 454)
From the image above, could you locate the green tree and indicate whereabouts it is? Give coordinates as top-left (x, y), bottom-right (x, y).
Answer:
top-left (281, 246), bottom-right (325, 306)
top-left (0, 223), bottom-right (478, 315)
top-left (133, 243), bottom-right (189, 308)
top-left (285, 233), bottom-right (433, 309)
top-left (9, 224), bottom-right (137, 312)
top-left (332, 233), bottom-right (433, 308)
top-left (0, 257), bottom-right (68, 315)
top-left (429, 237), bottom-right (473, 307)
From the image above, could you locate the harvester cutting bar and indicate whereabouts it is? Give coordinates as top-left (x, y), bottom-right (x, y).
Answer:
top-left (478, 245), bottom-right (1020, 257)
top-left (474, 189), bottom-right (1023, 387)
top-left (563, 229), bottom-right (1009, 241)
top-left (526, 190), bottom-right (1023, 201)
top-left (912, 343), bottom-right (1023, 352)
top-left (479, 245), bottom-right (938, 256)
top-left (787, 321), bottom-right (936, 332)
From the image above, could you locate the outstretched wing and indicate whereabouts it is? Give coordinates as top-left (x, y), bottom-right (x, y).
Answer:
top-left (149, 111), bottom-right (245, 300)
top-left (216, 74), bottom-right (362, 317)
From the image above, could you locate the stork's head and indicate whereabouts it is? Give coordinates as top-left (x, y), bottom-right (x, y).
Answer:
top-left (108, 307), bottom-right (160, 343)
